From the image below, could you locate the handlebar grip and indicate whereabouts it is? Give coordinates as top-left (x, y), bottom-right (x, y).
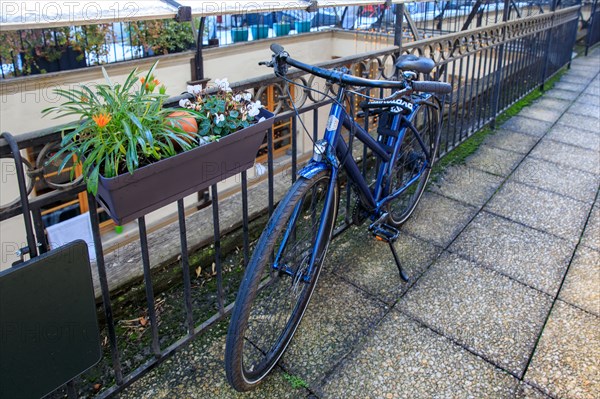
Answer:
top-left (270, 43), bottom-right (285, 55)
top-left (412, 81), bottom-right (453, 94)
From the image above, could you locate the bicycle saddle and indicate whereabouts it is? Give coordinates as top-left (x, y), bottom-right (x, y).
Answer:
top-left (395, 55), bottom-right (435, 74)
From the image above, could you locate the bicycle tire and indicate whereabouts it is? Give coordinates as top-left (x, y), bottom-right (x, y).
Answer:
top-left (386, 97), bottom-right (441, 227)
top-left (225, 170), bottom-right (338, 392)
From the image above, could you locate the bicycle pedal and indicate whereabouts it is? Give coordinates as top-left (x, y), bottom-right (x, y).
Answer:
top-left (371, 223), bottom-right (400, 243)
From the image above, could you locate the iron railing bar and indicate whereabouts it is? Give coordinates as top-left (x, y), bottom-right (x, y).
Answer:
top-left (267, 127), bottom-right (274, 216)
top-left (292, 115), bottom-right (298, 183)
top-left (138, 216), bottom-right (162, 356)
top-left (177, 199), bottom-right (195, 335)
top-left (241, 171), bottom-right (250, 267)
top-left (87, 194), bottom-right (124, 385)
top-left (211, 184), bottom-right (225, 314)
top-left (0, 132), bottom-right (38, 258)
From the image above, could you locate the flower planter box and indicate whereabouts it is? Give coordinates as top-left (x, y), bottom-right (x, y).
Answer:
top-left (251, 24), bottom-right (270, 40)
top-left (96, 109), bottom-right (274, 225)
top-left (294, 21), bottom-right (311, 33)
top-left (273, 22), bottom-right (291, 36)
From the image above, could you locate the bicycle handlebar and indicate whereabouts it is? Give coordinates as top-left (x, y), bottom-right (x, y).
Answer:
top-left (268, 43), bottom-right (453, 94)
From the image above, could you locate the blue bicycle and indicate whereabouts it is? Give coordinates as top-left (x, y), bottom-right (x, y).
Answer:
top-left (225, 44), bottom-right (452, 391)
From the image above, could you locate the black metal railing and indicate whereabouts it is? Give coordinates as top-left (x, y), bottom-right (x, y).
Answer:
top-left (0, 5), bottom-right (582, 398)
top-left (586, 0), bottom-right (600, 53)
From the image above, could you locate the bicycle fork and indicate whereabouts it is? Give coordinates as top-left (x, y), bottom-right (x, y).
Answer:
top-left (273, 164), bottom-right (340, 284)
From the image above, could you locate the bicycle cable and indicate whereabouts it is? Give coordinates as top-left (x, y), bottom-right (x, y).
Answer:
top-left (280, 74), bottom-right (362, 169)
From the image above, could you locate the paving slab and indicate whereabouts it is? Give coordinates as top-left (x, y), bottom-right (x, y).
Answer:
top-left (485, 181), bottom-right (591, 244)
top-left (118, 322), bottom-right (309, 399)
top-left (430, 165), bottom-right (504, 207)
top-left (529, 139), bottom-right (600, 175)
top-left (574, 93), bottom-right (600, 107)
top-left (566, 102), bottom-right (600, 119)
top-left (464, 145), bottom-right (525, 177)
top-left (514, 382), bottom-right (552, 399)
top-left (543, 88), bottom-right (581, 101)
top-left (482, 129), bottom-right (540, 154)
top-left (583, 85), bottom-right (600, 97)
top-left (518, 105), bottom-right (564, 123)
top-left (531, 97), bottom-right (571, 111)
top-left (510, 157), bottom-right (599, 203)
top-left (558, 74), bottom-right (593, 85)
top-left (556, 113), bottom-right (600, 132)
top-left (328, 226), bottom-right (442, 305)
top-left (321, 310), bottom-right (518, 399)
top-left (552, 81), bottom-right (589, 93)
top-left (400, 193), bottom-right (478, 248)
top-left (449, 212), bottom-right (574, 296)
top-left (499, 116), bottom-right (554, 138)
top-left (280, 273), bottom-right (387, 390)
top-left (580, 202), bottom-right (600, 251)
top-left (399, 252), bottom-right (553, 377)
top-left (545, 123), bottom-right (600, 151)
top-left (525, 301), bottom-right (600, 399)
top-left (559, 246), bottom-right (600, 316)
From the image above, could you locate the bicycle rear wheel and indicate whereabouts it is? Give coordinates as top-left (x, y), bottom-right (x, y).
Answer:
top-left (387, 98), bottom-right (441, 227)
top-left (225, 170), bottom-right (338, 392)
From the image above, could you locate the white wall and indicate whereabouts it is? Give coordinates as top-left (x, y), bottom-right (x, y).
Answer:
top-left (0, 30), bottom-right (390, 270)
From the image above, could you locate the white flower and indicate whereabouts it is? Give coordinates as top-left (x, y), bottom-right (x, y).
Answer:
top-left (247, 100), bottom-right (262, 118)
top-left (254, 162), bottom-right (266, 176)
top-left (186, 84), bottom-right (202, 95)
top-left (215, 78), bottom-right (232, 92)
top-left (234, 94), bottom-right (242, 102)
top-left (214, 114), bottom-right (225, 124)
top-left (244, 92), bottom-right (252, 101)
top-left (179, 99), bottom-right (192, 108)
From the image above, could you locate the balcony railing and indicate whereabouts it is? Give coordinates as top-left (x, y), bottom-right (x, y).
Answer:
top-left (0, 0), bottom-right (585, 80)
top-left (0, 3), bottom-right (583, 398)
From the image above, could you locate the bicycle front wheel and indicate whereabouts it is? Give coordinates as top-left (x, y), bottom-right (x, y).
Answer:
top-left (387, 98), bottom-right (441, 227)
top-left (225, 170), bottom-right (338, 392)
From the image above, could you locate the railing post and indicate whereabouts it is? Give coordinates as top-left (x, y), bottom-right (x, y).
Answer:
top-left (541, 0), bottom-right (559, 90)
top-left (0, 132), bottom-right (38, 261)
top-left (585, 0), bottom-right (598, 55)
top-left (490, 0), bottom-right (512, 129)
top-left (394, 4), bottom-right (404, 48)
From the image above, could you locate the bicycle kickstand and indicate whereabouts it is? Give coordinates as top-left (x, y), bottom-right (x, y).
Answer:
top-left (370, 223), bottom-right (410, 282)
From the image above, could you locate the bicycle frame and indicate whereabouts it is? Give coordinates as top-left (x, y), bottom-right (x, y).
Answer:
top-left (275, 86), bottom-right (436, 281)
top-left (302, 86), bottom-right (435, 214)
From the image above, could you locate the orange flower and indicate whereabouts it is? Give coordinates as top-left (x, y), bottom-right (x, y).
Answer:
top-left (152, 78), bottom-right (160, 85)
top-left (92, 113), bottom-right (112, 128)
top-left (140, 77), bottom-right (146, 84)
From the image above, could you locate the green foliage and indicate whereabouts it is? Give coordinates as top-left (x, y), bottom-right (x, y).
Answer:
top-left (130, 20), bottom-right (195, 56)
top-left (42, 61), bottom-right (196, 195)
top-left (181, 79), bottom-right (263, 139)
top-left (282, 372), bottom-right (309, 389)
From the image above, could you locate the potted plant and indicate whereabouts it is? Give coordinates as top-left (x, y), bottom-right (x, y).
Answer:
top-left (294, 19), bottom-right (312, 33)
top-left (81, 24), bottom-right (111, 65)
top-left (43, 63), bottom-right (273, 225)
top-left (230, 15), bottom-right (248, 43)
top-left (250, 12), bottom-right (270, 40)
top-left (250, 24), bottom-right (269, 40)
top-left (56, 27), bottom-right (87, 70)
top-left (0, 31), bottom-right (23, 77)
top-left (273, 16), bottom-right (291, 36)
